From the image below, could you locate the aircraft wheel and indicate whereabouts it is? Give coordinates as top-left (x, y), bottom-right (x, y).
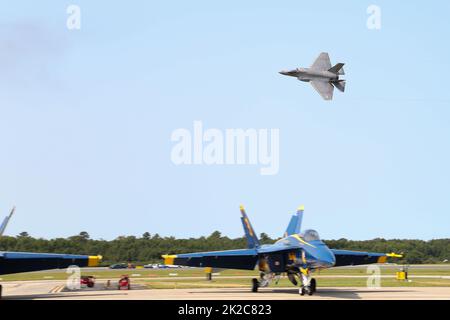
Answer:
top-left (251, 278), bottom-right (259, 292)
top-left (300, 285), bottom-right (313, 296)
top-left (310, 278), bottom-right (317, 293)
top-left (299, 287), bottom-right (305, 296)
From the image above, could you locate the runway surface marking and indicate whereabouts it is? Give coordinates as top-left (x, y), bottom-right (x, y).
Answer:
top-left (3, 281), bottom-right (450, 300)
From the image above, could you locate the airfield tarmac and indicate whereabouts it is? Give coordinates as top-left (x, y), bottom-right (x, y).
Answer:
top-left (2, 265), bottom-right (450, 300)
top-left (2, 280), bottom-right (450, 300)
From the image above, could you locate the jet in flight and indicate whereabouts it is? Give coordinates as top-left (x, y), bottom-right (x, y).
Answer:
top-left (0, 207), bottom-right (102, 298)
top-left (280, 52), bottom-right (346, 100)
top-left (163, 205), bottom-right (401, 296)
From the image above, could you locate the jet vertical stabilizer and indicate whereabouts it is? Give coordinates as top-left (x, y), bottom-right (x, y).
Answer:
top-left (284, 205), bottom-right (305, 236)
top-left (333, 80), bottom-right (346, 92)
top-left (240, 205), bottom-right (260, 249)
top-left (328, 63), bottom-right (345, 75)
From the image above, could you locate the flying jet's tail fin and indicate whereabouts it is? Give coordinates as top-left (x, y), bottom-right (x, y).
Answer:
top-left (333, 80), bottom-right (346, 92)
top-left (284, 205), bottom-right (304, 237)
top-left (328, 63), bottom-right (345, 75)
top-left (240, 205), bottom-right (260, 248)
top-left (0, 206), bottom-right (16, 236)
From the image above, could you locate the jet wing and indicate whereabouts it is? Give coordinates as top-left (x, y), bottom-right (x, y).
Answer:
top-left (310, 52), bottom-right (331, 71)
top-left (310, 80), bottom-right (334, 100)
top-left (331, 249), bottom-right (402, 267)
top-left (0, 251), bottom-right (102, 275)
top-left (0, 207), bottom-right (15, 236)
top-left (162, 248), bottom-right (258, 270)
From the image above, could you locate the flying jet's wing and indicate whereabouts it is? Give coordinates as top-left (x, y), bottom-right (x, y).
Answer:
top-left (163, 248), bottom-right (258, 270)
top-left (311, 80), bottom-right (334, 100)
top-left (310, 52), bottom-right (331, 71)
top-left (0, 252), bottom-right (102, 275)
top-left (331, 249), bottom-right (402, 267)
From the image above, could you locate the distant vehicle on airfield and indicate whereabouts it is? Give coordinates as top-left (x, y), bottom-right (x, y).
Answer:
top-left (118, 275), bottom-right (131, 290)
top-left (143, 263), bottom-right (182, 269)
top-left (109, 263), bottom-right (128, 269)
top-left (165, 264), bottom-right (183, 269)
top-left (80, 276), bottom-right (96, 288)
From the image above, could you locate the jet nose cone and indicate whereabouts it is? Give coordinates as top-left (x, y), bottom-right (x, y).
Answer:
top-left (323, 250), bottom-right (336, 267)
top-left (312, 245), bottom-right (336, 267)
top-left (279, 69), bottom-right (298, 76)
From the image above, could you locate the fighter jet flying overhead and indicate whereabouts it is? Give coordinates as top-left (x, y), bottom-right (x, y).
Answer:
top-left (280, 52), bottom-right (346, 100)
top-left (162, 205), bottom-right (402, 296)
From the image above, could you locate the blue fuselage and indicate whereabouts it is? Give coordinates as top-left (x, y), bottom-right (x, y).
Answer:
top-left (258, 234), bottom-right (336, 271)
top-left (300, 239), bottom-right (336, 269)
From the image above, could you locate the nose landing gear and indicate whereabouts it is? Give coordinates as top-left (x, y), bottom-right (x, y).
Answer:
top-left (251, 272), bottom-right (279, 292)
top-left (300, 278), bottom-right (316, 296)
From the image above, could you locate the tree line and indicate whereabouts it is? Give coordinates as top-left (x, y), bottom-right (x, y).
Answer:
top-left (1, 231), bottom-right (448, 265)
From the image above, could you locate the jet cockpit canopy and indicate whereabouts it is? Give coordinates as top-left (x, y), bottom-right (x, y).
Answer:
top-left (300, 229), bottom-right (320, 241)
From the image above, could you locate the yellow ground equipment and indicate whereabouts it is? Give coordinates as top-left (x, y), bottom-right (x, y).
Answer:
top-left (396, 265), bottom-right (409, 280)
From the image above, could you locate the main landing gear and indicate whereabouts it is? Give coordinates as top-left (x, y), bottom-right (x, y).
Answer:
top-left (251, 273), bottom-right (279, 292)
top-left (250, 271), bottom-right (317, 296)
top-left (299, 268), bottom-right (317, 296)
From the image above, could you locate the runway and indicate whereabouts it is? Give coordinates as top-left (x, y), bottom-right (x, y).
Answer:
top-left (2, 280), bottom-right (450, 300)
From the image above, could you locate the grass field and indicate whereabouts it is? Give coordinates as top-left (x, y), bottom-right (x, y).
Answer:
top-left (1, 265), bottom-right (450, 288)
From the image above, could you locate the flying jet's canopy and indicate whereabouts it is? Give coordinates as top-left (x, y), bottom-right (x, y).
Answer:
top-left (301, 229), bottom-right (320, 241)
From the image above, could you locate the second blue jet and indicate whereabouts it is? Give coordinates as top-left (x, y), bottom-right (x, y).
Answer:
top-left (163, 205), bottom-right (401, 295)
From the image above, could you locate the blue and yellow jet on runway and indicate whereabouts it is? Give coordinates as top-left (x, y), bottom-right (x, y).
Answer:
top-left (0, 207), bottom-right (101, 298)
top-left (163, 205), bottom-right (402, 295)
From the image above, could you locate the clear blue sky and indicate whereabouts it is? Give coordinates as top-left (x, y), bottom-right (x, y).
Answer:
top-left (1, 1), bottom-right (449, 240)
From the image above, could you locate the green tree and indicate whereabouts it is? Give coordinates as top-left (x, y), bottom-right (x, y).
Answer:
top-left (17, 231), bottom-right (30, 238)
top-left (142, 232), bottom-right (151, 240)
top-left (0, 231), bottom-right (448, 265)
top-left (79, 231), bottom-right (90, 240)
